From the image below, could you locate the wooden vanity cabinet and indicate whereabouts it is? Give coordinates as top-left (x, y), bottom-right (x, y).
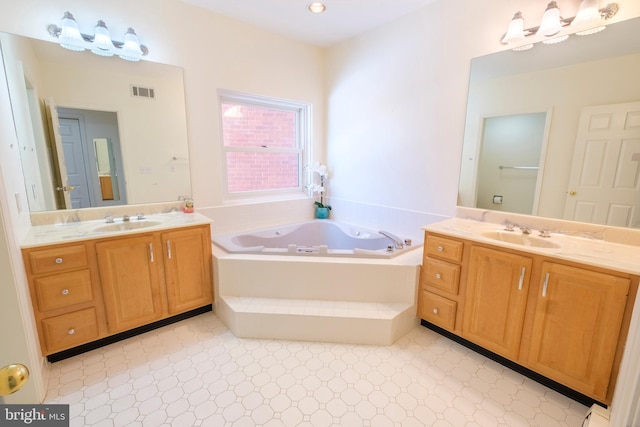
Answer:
top-left (524, 261), bottom-right (630, 402)
top-left (418, 234), bottom-right (465, 332)
top-left (96, 234), bottom-right (165, 333)
top-left (23, 242), bottom-right (105, 354)
top-left (418, 231), bottom-right (638, 404)
top-left (23, 224), bottom-right (213, 356)
top-left (462, 246), bottom-right (532, 360)
top-left (162, 226), bottom-right (214, 314)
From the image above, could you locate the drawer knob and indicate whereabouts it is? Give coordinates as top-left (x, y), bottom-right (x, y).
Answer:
top-left (68, 328), bottom-right (75, 335)
top-left (61, 289), bottom-right (69, 295)
top-left (55, 258), bottom-right (63, 264)
top-left (437, 246), bottom-right (444, 252)
top-left (433, 308), bottom-right (439, 314)
top-left (435, 273), bottom-right (441, 279)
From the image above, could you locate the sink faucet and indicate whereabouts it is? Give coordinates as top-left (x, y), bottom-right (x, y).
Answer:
top-left (520, 226), bottom-right (531, 234)
top-left (379, 230), bottom-right (404, 249)
top-left (122, 214), bottom-right (130, 222)
top-left (136, 212), bottom-right (145, 220)
top-left (105, 215), bottom-right (114, 224)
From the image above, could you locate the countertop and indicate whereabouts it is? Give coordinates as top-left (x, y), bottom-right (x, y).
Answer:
top-left (424, 218), bottom-right (640, 275)
top-left (21, 212), bottom-right (213, 248)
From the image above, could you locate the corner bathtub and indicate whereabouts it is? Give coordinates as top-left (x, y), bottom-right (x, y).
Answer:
top-left (211, 219), bottom-right (418, 258)
top-left (212, 220), bottom-right (423, 345)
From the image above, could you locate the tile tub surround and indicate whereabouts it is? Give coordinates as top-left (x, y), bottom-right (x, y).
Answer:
top-left (44, 311), bottom-right (588, 427)
top-left (213, 245), bottom-right (422, 346)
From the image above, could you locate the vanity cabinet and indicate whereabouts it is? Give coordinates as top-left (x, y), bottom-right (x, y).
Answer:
top-left (22, 224), bottom-right (213, 356)
top-left (97, 234), bottom-right (165, 333)
top-left (418, 235), bottom-right (465, 331)
top-left (418, 232), bottom-right (637, 404)
top-left (525, 262), bottom-right (629, 401)
top-left (162, 227), bottom-right (214, 314)
top-left (23, 242), bottom-right (105, 354)
top-left (462, 246), bottom-right (532, 360)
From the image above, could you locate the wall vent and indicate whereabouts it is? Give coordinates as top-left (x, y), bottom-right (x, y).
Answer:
top-left (131, 85), bottom-right (155, 100)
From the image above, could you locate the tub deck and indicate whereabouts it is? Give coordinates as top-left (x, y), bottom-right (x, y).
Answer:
top-left (213, 245), bottom-right (423, 345)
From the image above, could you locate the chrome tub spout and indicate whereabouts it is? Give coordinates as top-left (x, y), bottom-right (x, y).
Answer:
top-left (379, 230), bottom-right (404, 249)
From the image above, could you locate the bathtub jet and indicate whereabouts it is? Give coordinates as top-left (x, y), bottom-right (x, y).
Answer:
top-left (212, 220), bottom-right (419, 259)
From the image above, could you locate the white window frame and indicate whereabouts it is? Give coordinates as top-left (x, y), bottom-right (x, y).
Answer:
top-left (218, 89), bottom-right (312, 202)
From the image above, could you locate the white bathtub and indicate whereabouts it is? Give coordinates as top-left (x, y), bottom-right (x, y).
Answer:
top-left (211, 219), bottom-right (419, 258)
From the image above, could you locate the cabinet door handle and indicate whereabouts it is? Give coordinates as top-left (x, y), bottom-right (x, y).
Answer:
top-left (167, 240), bottom-right (172, 259)
top-left (68, 328), bottom-right (75, 335)
top-left (437, 246), bottom-right (444, 252)
top-left (518, 267), bottom-right (525, 291)
top-left (435, 273), bottom-right (441, 279)
top-left (149, 243), bottom-right (154, 263)
top-left (55, 257), bottom-right (63, 264)
top-left (542, 272), bottom-right (549, 297)
top-left (432, 308), bottom-right (439, 314)
top-left (61, 289), bottom-right (69, 295)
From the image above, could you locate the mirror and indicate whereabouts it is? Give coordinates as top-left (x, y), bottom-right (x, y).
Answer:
top-left (0, 32), bottom-right (191, 212)
top-left (458, 17), bottom-right (640, 228)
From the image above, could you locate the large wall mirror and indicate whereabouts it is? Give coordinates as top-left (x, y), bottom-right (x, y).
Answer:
top-left (458, 17), bottom-right (640, 229)
top-left (0, 32), bottom-right (191, 212)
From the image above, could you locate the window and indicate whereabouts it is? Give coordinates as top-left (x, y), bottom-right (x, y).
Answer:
top-left (218, 89), bottom-right (311, 200)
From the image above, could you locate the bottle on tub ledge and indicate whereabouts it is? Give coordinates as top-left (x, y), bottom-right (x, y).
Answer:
top-left (182, 198), bottom-right (195, 213)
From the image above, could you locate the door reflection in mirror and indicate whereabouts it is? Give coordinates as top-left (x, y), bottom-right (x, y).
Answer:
top-left (94, 138), bottom-right (120, 201)
top-left (56, 108), bottom-right (127, 208)
top-left (476, 113), bottom-right (546, 214)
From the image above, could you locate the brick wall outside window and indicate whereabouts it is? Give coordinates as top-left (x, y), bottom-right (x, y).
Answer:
top-left (222, 103), bottom-right (300, 192)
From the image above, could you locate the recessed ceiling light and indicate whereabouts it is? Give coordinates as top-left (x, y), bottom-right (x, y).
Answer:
top-left (308, 2), bottom-right (326, 13)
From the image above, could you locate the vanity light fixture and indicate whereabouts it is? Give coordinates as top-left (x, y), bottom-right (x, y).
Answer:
top-left (308, 2), bottom-right (327, 13)
top-left (48, 12), bottom-right (149, 61)
top-left (501, 1), bottom-right (618, 51)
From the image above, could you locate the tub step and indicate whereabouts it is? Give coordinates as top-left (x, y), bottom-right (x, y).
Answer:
top-left (218, 296), bottom-right (419, 345)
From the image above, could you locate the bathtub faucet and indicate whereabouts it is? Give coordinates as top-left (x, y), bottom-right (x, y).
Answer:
top-left (379, 230), bottom-right (404, 249)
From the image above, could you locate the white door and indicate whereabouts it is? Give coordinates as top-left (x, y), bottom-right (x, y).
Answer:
top-left (44, 99), bottom-right (72, 209)
top-left (564, 102), bottom-right (640, 227)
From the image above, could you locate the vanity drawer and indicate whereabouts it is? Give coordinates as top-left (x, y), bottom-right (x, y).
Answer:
top-left (28, 245), bottom-right (88, 275)
top-left (425, 235), bottom-right (463, 262)
top-left (34, 269), bottom-right (93, 312)
top-left (41, 308), bottom-right (99, 353)
top-left (423, 258), bottom-right (460, 294)
top-left (420, 290), bottom-right (457, 330)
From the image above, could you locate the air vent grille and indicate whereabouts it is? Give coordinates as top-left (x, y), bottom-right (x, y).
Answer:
top-left (131, 85), bottom-right (155, 99)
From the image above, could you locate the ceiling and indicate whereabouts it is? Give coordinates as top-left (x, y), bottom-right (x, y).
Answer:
top-left (178, 0), bottom-right (439, 47)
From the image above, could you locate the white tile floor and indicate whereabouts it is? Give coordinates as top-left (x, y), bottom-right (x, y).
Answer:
top-left (44, 312), bottom-right (588, 427)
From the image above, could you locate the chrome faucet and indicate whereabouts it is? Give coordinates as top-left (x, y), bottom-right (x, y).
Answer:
top-left (122, 214), bottom-right (130, 222)
top-left (520, 226), bottom-right (531, 234)
top-left (379, 230), bottom-right (404, 249)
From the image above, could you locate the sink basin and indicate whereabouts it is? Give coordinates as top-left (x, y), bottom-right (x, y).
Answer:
top-left (481, 231), bottom-right (562, 249)
top-left (93, 220), bottom-right (163, 233)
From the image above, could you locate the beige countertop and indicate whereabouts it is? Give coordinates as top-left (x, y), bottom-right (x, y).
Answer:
top-left (424, 218), bottom-right (640, 275)
top-left (21, 212), bottom-right (213, 248)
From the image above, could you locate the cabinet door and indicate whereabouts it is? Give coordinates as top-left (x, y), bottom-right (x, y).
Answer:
top-left (462, 246), bottom-right (532, 360)
top-left (97, 235), bottom-right (164, 333)
top-left (527, 262), bottom-right (629, 401)
top-left (162, 227), bottom-right (213, 314)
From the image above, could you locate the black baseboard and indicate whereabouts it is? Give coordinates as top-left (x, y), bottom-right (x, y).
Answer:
top-left (47, 305), bottom-right (213, 363)
top-left (421, 320), bottom-right (605, 409)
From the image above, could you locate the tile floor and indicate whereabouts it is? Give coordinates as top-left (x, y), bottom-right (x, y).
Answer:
top-left (44, 312), bottom-right (588, 427)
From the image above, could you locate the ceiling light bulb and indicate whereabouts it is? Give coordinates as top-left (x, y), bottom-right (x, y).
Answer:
top-left (119, 28), bottom-right (143, 62)
top-left (58, 11), bottom-right (85, 51)
top-left (572, 0), bottom-right (606, 35)
top-left (502, 12), bottom-right (527, 45)
top-left (308, 2), bottom-right (326, 13)
top-left (92, 20), bottom-right (114, 57)
top-left (537, 1), bottom-right (564, 37)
